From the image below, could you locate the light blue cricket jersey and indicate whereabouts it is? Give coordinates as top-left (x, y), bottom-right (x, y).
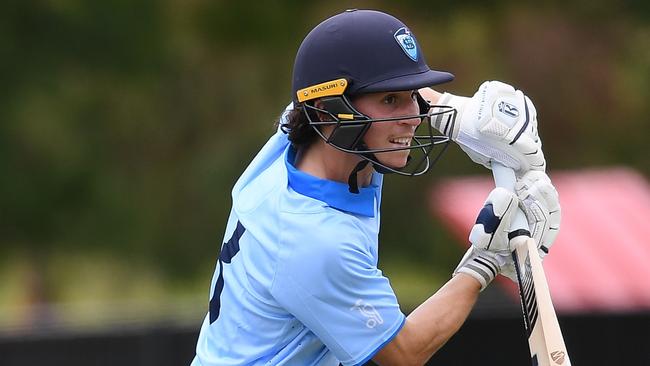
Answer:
top-left (192, 115), bottom-right (405, 366)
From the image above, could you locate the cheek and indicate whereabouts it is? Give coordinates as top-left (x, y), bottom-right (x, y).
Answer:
top-left (363, 124), bottom-right (387, 145)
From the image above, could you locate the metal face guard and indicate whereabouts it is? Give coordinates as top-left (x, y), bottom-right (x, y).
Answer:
top-left (301, 94), bottom-right (457, 176)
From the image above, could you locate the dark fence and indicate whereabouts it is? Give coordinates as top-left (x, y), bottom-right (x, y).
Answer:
top-left (1, 312), bottom-right (648, 365)
top-left (427, 311), bottom-right (650, 365)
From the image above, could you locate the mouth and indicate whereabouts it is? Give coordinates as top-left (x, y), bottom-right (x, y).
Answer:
top-left (388, 136), bottom-right (412, 147)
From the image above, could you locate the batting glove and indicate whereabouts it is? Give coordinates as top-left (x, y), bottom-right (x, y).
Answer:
top-left (431, 81), bottom-right (546, 176)
top-left (516, 171), bottom-right (561, 259)
top-left (454, 187), bottom-right (519, 290)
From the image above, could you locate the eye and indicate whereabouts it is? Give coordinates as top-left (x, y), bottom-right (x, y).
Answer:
top-left (382, 94), bottom-right (397, 104)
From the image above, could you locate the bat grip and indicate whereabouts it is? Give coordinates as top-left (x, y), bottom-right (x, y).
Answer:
top-left (492, 163), bottom-right (530, 238)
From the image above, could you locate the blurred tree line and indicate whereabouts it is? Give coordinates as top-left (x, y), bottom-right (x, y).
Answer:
top-left (1, 0), bottom-right (649, 308)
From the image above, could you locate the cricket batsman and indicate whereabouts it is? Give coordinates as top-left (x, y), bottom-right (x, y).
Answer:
top-left (191, 9), bottom-right (561, 366)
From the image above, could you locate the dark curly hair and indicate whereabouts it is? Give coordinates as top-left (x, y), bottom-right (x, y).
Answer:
top-left (276, 105), bottom-right (320, 150)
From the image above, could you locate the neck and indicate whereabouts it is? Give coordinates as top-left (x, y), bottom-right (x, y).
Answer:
top-left (295, 140), bottom-right (374, 187)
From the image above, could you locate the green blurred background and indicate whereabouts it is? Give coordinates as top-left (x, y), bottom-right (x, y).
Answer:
top-left (1, 0), bottom-right (649, 331)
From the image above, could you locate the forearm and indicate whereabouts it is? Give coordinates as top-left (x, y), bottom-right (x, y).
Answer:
top-left (374, 274), bottom-right (480, 365)
top-left (406, 274), bottom-right (480, 361)
top-left (418, 87), bottom-right (442, 105)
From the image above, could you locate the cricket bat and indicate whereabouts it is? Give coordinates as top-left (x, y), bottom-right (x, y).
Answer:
top-left (492, 163), bottom-right (571, 366)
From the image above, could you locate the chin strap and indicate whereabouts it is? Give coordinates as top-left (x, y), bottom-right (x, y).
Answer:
top-left (368, 157), bottom-right (392, 174)
top-left (347, 152), bottom-right (413, 193)
top-left (366, 154), bottom-right (412, 175)
top-left (347, 160), bottom-right (369, 194)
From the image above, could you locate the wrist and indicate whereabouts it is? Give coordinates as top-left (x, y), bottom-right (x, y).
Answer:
top-left (418, 87), bottom-right (442, 104)
top-left (453, 272), bottom-right (483, 293)
top-left (431, 92), bottom-right (468, 139)
top-left (454, 247), bottom-right (499, 291)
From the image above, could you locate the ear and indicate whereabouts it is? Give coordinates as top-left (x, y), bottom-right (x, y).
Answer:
top-left (312, 99), bottom-right (331, 122)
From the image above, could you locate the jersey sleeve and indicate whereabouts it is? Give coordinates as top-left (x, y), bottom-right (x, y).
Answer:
top-left (271, 216), bottom-right (405, 365)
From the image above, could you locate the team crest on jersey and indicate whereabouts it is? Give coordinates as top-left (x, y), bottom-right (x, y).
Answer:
top-left (394, 27), bottom-right (418, 61)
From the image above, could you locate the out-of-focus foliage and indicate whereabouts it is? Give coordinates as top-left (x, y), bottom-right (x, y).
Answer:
top-left (1, 0), bottom-right (648, 309)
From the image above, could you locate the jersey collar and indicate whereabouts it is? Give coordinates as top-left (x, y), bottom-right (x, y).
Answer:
top-left (285, 146), bottom-right (379, 217)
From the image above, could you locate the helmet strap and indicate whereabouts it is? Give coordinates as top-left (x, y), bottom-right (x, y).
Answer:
top-left (348, 143), bottom-right (415, 193)
top-left (362, 151), bottom-right (413, 175)
top-left (347, 160), bottom-right (370, 194)
top-left (365, 153), bottom-right (394, 174)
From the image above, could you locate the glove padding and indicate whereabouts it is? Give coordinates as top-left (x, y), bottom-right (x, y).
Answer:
top-left (455, 173), bottom-right (562, 290)
top-left (454, 187), bottom-right (519, 289)
top-left (516, 171), bottom-right (561, 259)
top-left (431, 81), bottom-right (545, 175)
top-left (454, 247), bottom-right (512, 291)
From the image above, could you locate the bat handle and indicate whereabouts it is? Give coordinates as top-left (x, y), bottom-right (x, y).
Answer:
top-left (491, 163), bottom-right (530, 239)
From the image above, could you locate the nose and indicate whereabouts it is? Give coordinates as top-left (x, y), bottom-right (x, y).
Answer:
top-left (398, 117), bottom-right (421, 127)
top-left (397, 99), bottom-right (422, 128)
top-left (397, 113), bottom-right (422, 129)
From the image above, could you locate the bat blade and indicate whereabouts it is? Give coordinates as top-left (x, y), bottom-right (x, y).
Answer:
top-left (512, 237), bottom-right (571, 366)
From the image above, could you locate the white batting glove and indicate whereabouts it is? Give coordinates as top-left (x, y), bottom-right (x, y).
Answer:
top-left (454, 187), bottom-right (519, 289)
top-left (431, 81), bottom-right (546, 175)
top-left (516, 171), bottom-right (561, 259)
top-left (454, 247), bottom-right (513, 291)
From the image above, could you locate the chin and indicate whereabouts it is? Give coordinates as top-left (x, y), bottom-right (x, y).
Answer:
top-left (379, 155), bottom-right (410, 170)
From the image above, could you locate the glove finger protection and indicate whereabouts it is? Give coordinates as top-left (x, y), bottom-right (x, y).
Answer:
top-left (516, 171), bottom-right (561, 259)
top-left (431, 81), bottom-right (546, 175)
top-left (455, 187), bottom-right (520, 289)
top-left (468, 187), bottom-right (518, 252)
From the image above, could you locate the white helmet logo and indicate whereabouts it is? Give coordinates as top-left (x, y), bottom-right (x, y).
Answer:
top-left (394, 27), bottom-right (418, 62)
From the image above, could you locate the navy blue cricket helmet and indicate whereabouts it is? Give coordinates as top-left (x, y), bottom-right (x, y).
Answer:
top-left (290, 9), bottom-right (457, 190)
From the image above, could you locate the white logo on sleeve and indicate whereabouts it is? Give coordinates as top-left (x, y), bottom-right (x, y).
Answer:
top-left (350, 299), bottom-right (384, 328)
